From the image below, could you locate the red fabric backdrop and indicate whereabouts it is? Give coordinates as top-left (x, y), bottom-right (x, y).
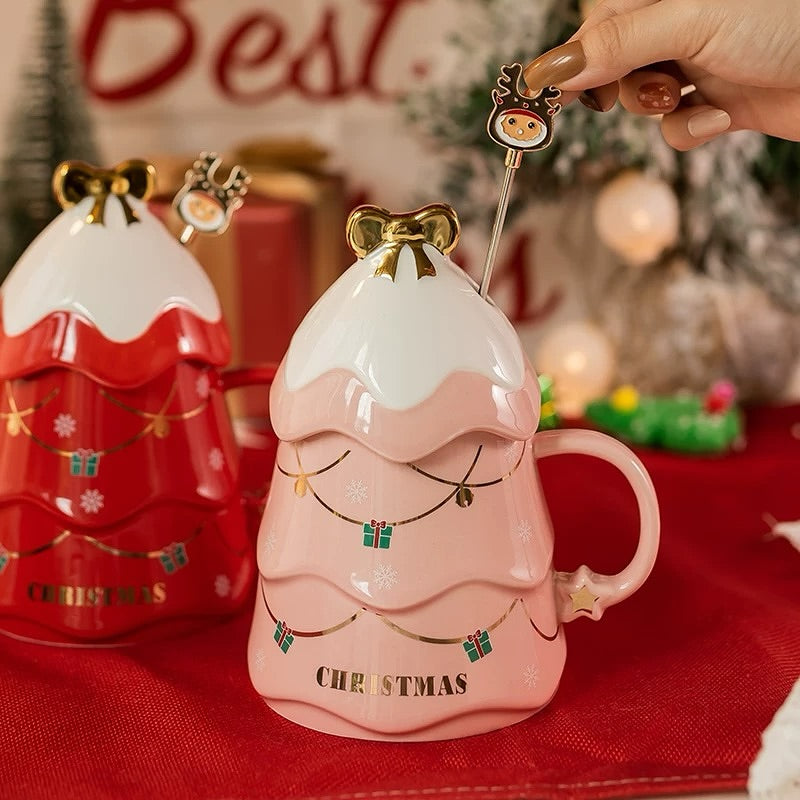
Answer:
top-left (2, 406), bottom-right (799, 800)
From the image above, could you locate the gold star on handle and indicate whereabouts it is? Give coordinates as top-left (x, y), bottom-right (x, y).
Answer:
top-left (569, 585), bottom-right (598, 614)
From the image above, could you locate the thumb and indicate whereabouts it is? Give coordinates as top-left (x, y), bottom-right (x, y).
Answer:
top-left (523, 1), bottom-right (714, 91)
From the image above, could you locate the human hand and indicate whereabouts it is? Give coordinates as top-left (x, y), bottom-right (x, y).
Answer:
top-left (522, 0), bottom-right (800, 150)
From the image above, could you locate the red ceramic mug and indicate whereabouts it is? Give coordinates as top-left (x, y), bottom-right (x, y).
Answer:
top-left (0, 360), bottom-right (277, 646)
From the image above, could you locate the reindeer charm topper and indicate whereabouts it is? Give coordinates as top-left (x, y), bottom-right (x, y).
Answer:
top-left (487, 63), bottom-right (561, 152)
top-left (479, 64), bottom-right (561, 299)
top-left (173, 152), bottom-right (251, 245)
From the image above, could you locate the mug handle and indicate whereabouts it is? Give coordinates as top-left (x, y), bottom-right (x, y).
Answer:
top-left (220, 364), bottom-right (279, 517)
top-left (533, 428), bottom-right (660, 624)
top-left (220, 364), bottom-right (278, 394)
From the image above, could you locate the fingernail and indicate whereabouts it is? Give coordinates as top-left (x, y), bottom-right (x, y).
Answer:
top-left (579, 90), bottom-right (603, 112)
top-left (523, 41), bottom-right (586, 90)
top-left (637, 82), bottom-right (678, 111)
top-left (687, 108), bottom-right (731, 139)
top-left (579, 87), bottom-right (616, 112)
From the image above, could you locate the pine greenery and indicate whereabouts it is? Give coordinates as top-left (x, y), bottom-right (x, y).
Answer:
top-left (0, 0), bottom-right (99, 282)
top-left (405, 0), bottom-right (800, 312)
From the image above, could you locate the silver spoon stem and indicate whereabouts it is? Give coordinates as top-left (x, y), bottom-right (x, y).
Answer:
top-left (479, 148), bottom-right (523, 299)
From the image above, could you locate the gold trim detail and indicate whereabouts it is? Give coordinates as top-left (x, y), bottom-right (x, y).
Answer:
top-left (275, 450), bottom-right (351, 498)
top-left (1, 388), bottom-right (59, 436)
top-left (409, 442), bottom-right (526, 488)
top-left (276, 442), bottom-right (526, 528)
top-left (346, 204), bottom-right (461, 281)
top-left (2, 381), bottom-right (210, 460)
top-left (260, 579), bottom-right (559, 644)
top-left (279, 445), bottom-right (483, 527)
top-left (52, 159), bottom-right (156, 225)
top-left (569, 585), bottom-right (599, 614)
top-left (0, 527), bottom-right (202, 561)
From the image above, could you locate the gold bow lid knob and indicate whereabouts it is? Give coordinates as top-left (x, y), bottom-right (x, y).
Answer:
top-left (52, 159), bottom-right (156, 226)
top-left (346, 203), bottom-right (461, 281)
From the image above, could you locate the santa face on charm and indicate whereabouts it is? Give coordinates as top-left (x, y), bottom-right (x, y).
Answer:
top-left (494, 108), bottom-right (548, 148)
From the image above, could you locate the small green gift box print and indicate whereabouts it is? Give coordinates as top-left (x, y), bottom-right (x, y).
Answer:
top-left (70, 449), bottom-right (100, 477)
top-left (362, 519), bottom-right (393, 549)
top-left (0, 544), bottom-right (9, 574)
top-left (159, 542), bottom-right (189, 574)
top-left (463, 629), bottom-right (493, 662)
top-left (274, 620), bottom-right (294, 653)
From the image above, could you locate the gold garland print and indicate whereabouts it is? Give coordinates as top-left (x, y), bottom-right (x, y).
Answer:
top-left (275, 442), bottom-right (526, 550)
top-left (260, 579), bottom-right (560, 660)
top-left (2, 381), bottom-right (210, 468)
top-left (0, 527), bottom-right (203, 576)
top-left (0, 387), bottom-right (59, 436)
top-left (278, 446), bottom-right (483, 528)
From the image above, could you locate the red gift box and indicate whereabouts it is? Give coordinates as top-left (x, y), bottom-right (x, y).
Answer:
top-left (150, 192), bottom-right (312, 370)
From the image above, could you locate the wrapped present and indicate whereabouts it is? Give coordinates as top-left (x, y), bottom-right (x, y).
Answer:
top-left (151, 192), bottom-right (311, 366)
top-left (273, 620), bottom-right (294, 654)
top-left (159, 542), bottom-right (189, 575)
top-left (70, 449), bottom-right (100, 477)
top-left (0, 544), bottom-right (8, 574)
top-left (233, 139), bottom-right (348, 302)
top-left (362, 519), bottom-right (393, 549)
top-left (463, 629), bottom-right (493, 662)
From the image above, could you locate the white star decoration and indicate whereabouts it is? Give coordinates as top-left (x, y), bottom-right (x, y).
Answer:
top-left (253, 648), bottom-right (266, 673)
top-left (53, 413), bottom-right (77, 439)
top-left (344, 479), bottom-right (368, 504)
top-left (373, 563), bottom-right (398, 590)
top-left (79, 489), bottom-right (104, 514)
top-left (214, 574), bottom-right (231, 597)
top-left (208, 448), bottom-right (224, 471)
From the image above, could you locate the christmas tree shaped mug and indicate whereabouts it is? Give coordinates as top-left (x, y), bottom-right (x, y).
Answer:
top-left (0, 156), bottom-right (277, 645)
top-left (248, 202), bottom-right (660, 741)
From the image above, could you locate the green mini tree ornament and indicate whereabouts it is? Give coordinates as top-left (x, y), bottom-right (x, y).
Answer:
top-left (0, 0), bottom-right (100, 282)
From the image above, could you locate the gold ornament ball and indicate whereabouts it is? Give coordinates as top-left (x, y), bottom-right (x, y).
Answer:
top-left (593, 170), bottom-right (680, 266)
top-left (535, 321), bottom-right (616, 417)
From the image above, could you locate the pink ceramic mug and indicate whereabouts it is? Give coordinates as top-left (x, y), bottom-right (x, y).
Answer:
top-left (249, 423), bottom-right (658, 741)
top-left (247, 203), bottom-right (660, 740)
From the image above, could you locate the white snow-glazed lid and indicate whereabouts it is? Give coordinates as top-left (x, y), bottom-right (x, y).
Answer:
top-left (283, 204), bottom-right (527, 411)
top-left (2, 193), bottom-right (221, 342)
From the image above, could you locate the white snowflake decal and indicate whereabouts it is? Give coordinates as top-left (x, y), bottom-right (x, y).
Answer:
top-left (252, 648), bottom-right (266, 673)
top-left (372, 563), bottom-right (398, 591)
top-left (196, 372), bottom-right (211, 399)
top-left (516, 520), bottom-right (533, 543)
top-left (79, 489), bottom-right (104, 514)
top-left (214, 574), bottom-right (231, 597)
top-left (262, 529), bottom-right (278, 556)
top-left (53, 413), bottom-right (77, 439)
top-left (522, 664), bottom-right (539, 688)
top-left (208, 447), bottom-right (224, 471)
top-left (344, 479), bottom-right (368, 504)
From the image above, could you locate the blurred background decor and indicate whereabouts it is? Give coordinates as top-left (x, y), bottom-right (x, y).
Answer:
top-left (405, 0), bottom-right (800, 406)
top-left (0, 0), bottom-right (99, 280)
top-left (0, 0), bottom-right (798, 413)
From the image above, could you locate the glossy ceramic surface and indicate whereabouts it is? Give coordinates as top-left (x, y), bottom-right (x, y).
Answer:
top-left (248, 206), bottom-right (660, 740)
top-left (0, 181), bottom-right (274, 645)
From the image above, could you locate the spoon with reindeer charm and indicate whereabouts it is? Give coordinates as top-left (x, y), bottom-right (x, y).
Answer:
top-left (479, 64), bottom-right (562, 299)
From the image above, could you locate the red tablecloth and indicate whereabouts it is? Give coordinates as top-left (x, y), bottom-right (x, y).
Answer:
top-left (3, 406), bottom-right (799, 800)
